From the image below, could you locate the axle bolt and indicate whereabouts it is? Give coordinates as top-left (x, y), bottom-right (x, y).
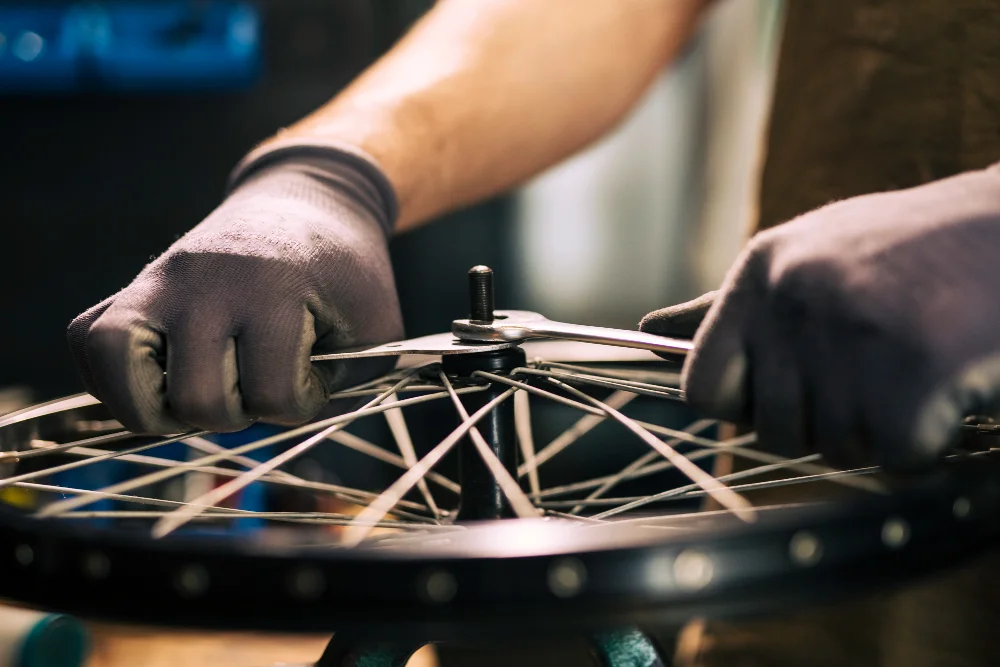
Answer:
top-left (468, 265), bottom-right (495, 324)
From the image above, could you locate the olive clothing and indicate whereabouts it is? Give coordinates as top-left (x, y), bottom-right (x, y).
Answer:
top-left (691, 2), bottom-right (1000, 665)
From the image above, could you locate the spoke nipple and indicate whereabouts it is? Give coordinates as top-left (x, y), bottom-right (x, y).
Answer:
top-left (881, 517), bottom-right (910, 549)
top-left (674, 549), bottom-right (713, 591)
top-left (289, 567), bottom-right (325, 600)
top-left (548, 558), bottom-right (587, 598)
top-left (468, 265), bottom-right (495, 324)
top-left (953, 496), bottom-right (972, 519)
top-left (83, 551), bottom-right (111, 580)
top-left (789, 531), bottom-right (822, 567)
top-left (421, 569), bottom-right (457, 604)
top-left (14, 544), bottom-right (33, 566)
top-left (175, 564), bottom-right (210, 598)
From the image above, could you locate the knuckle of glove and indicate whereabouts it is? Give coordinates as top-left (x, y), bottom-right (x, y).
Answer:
top-left (243, 372), bottom-right (326, 426)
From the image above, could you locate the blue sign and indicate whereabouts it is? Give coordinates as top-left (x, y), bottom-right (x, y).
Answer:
top-left (0, 2), bottom-right (261, 93)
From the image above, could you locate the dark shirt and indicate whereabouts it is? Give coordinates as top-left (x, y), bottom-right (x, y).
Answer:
top-left (694, 2), bottom-right (1000, 665)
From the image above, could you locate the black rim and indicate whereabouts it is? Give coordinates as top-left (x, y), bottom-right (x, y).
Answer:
top-left (0, 374), bottom-right (998, 635)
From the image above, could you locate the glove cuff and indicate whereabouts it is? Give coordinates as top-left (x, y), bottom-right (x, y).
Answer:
top-left (228, 140), bottom-right (399, 238)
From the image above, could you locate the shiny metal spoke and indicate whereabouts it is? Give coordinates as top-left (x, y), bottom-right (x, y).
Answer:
top-left (0, 431), bottom-right (206, 491)
top-left (1, 348), bottom-right (914, 552)
top-left (25, 438), bottom-right (433, 517)
top-left (549, 378), bottom-right (755, 523)
top-left (676, 464), bottom-right (881, 500)
top-left (16, 482), bottom-right (435, 530)
top-left (325, 430), bottom-right (459, 493)
top-left (515, 367), bottom-right (684, 401)
top-left (478, 370), bottom-right (719, 450)
top-left (531, 360), bottom-right (681, 387)
top-left (0, 429), bottom-right (136, 462)
top-left (180, 436), bottom-right (301, 483)
top-left (57, 510), bottom-right (457, 530)
top-left (385, 393), bottom-right (441, 519)
top-left (694, 433), bottom-right (887, 495)
top-left (514, 390), bottom-right (540, 498)
top-left (18, 482), bottom-right (221, 512)
top-left (541, 460), bottom-right (877, 517)
top-left (518, 390), bottom-right (638, 477)
top-left (542, 509), bottom-right (603, 523)
top-left (151, 372), bottom-right (423, 538)
top-left (535, 450), bottom-right (720, 500)
top-left (438, 373), bottom-right (537, 519)
top-left (37, 382), bottom-right (482, 519)
top-left (586, 454), bottom-right (822, 519)
top-left (31, 438), bottom-right (286, 480)
top-left (569, 418), bottom-right (716, 514)
top-left (341, 387), bottom-right (518, 548)
top-left (331, 384), bottom-right (449, 399)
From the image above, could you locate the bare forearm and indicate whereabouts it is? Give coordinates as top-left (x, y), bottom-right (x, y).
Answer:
top-left (273, 0), bottom-right (711, 231)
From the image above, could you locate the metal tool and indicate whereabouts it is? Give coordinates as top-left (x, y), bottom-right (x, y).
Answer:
top-left (310, 332), bottom-right (516, 362)
top-left (314, 266), bottom-right (691, 362)
top-left (452, 310), bottom-right (692, 358)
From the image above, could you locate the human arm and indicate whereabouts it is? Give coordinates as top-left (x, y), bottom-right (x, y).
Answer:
top-left (266, 0), bottom-right (713, 230)
top-left (68, 0), bottom-right (712, 434)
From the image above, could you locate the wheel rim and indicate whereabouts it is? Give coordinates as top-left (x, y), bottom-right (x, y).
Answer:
top-left (0, 340), bottom-right (997, 634)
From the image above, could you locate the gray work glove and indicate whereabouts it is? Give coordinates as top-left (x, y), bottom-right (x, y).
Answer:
top-left (641, 166), bottom-right (1000, 470)
top-left (67, 143), bottom-right (404, 435)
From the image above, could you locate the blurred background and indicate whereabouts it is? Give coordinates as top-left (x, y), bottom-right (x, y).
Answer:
top-left (0, 0), bottom-right (784, 407)
top-left (0, 2), bottom-right (783, 665)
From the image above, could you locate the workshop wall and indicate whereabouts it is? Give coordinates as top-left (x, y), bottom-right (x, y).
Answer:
top-left (0, 0), bottom-right (514, 402)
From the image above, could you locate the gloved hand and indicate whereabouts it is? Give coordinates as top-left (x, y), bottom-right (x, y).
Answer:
top-left (641, 166), bottom-right (1000, 470)
top-left (68, 143), bottom-right (404, 435)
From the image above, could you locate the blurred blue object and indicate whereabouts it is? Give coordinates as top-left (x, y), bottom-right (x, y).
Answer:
top-left (0, 7), bottom-right (80, 91)
top-left (0, 2), bottom-right (261, 93)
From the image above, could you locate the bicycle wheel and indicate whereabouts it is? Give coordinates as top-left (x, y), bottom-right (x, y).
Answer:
top-left (0, 307), bottom-right (998, 647)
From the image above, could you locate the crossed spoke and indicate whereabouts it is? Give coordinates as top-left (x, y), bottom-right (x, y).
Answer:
top-left (0, 353), bottom-right (894, 548)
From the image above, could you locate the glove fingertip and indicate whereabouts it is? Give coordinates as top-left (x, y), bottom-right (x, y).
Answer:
top-left (640, 291), bottom-right (719, 339)
top-left (66, 297), bottom-right (117, 399)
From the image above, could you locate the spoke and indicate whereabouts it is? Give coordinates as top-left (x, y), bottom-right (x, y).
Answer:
top-left (542, 509), bottom-right (603, 524)
top-left (479, 370), bottom-right (717, 449)
top-left (331, 384), bottom-right (448, 399)
top-left (549, 378), bottom-right (755, 523)
top-left (438, 373), bottom-right (538, 519)
top-left (675, 464), bottom-right (881, 500)
top-left (57, 510), bottom-right (456, 530)
top-left (26, 439), bottom-right (431, 517)
top-left (516, 367), bottom-right (684, 401)
top-left (703, 435), bottom-right (886, 495)
top-left (481, 369), bottom-right (886, 496)
top-left (574, 454), bottom-right (823, 517)
top-left (0, 431), bottom-right (207, 491)
top-left (329, 370), bottom-right (413, 396)
top-left (518, 390), bottom-right (638, 477)
top-left (385, 393), bottom-right (441, 519)
top-left (569, 418), bottom-right (716, 514)
top-left (535, 449), bottom-right (718, 499)
top-left (181, 436), bottom-right (299, 483)
top-left (19, 482), bottom-right (432, 529)
top-left (36, 382), bottom-right (482, 519)
top-left (326, 430), bottom-right (459, 493)
top-left (514, 390), bottom-right (540, 497)
top-left (553, 456), bottom-right (864, 516)
top-left (0, 429), bottom-right (135, 462)
top-left (341, 387), bottom-right (517, 548)
top-left (30, 438), bottom-right (277, 479)
top-left (151, 373), bottom-right (421, 538)
top-left (595, 502), bottom-right (813, 529)
top-left (20, 482), bottom-right (224, 511)
top-left (531, 360), bottom-right (681, 387)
